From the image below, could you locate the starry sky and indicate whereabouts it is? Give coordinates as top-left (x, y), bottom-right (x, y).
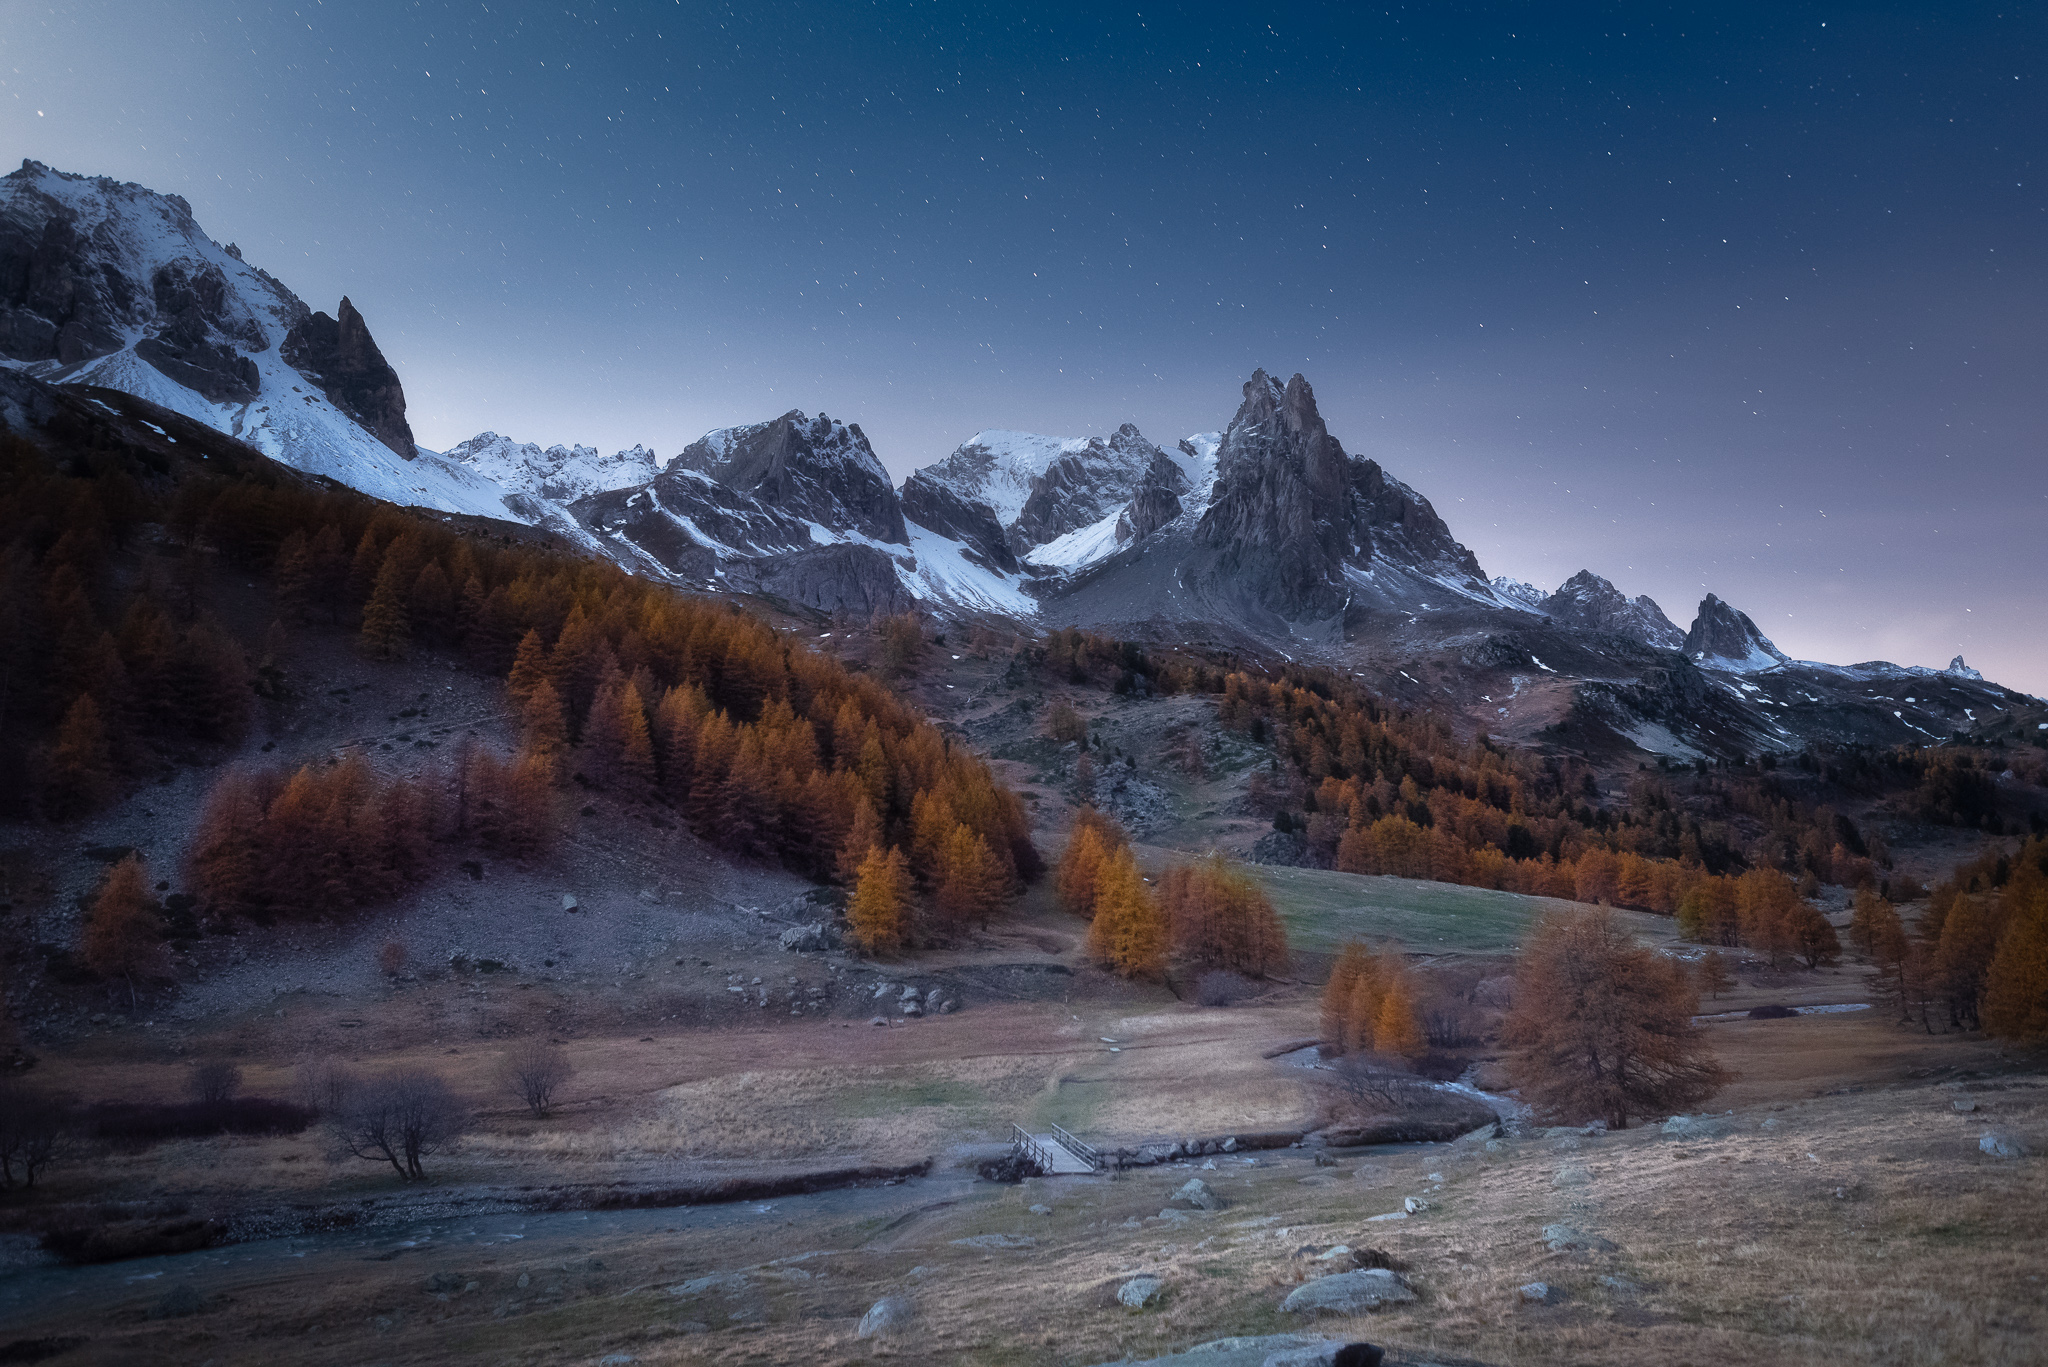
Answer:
top-left (5, 2), bottom-right (2044, 689)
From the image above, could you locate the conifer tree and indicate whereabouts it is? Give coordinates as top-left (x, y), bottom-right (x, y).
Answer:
top-left (273, 529), bottom-right (314, 622)
top-left (935, 822), bottom-right (1007, 928)
top-left (506, 629), bottom-right (549, 709)
top-left (847, 845), bottom-right (911, 954)
top-left (81, 854), bottom-right (166, 1007)
top-left (521, 678), bottom-right (569, 781)
top-left (1982, 852), bottom-right (2048, 1042)
top-left (43, 693), bottom-right (114, 819)
top-left (837, 795), bottom-right (885, 886)
top-left (1322, 941), bottom-right (1372, 1047)
top-left (615, 680), bottom-right (656, 797)
top-left (359, 553), bottom-right (411, 659)
top-left (1372, 972), bottom-right (1425, 1060)
top-left (1086, 847), bottom-right (1166, 978)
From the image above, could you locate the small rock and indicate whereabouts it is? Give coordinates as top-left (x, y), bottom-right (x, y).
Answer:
top-left (869, 1016), bottom-right (887, 1027)
top-left (1952, 1099), bottom-right (1978, 1113)
top-left (1552, 1165), bottom-right (1591, 1188)
top-left (1364, 1210), bottom-right (1408, 1223)
top-left (1028, 1203), bottom-right (1052, 1216)
top-left (1173, 1178), bottom-right (1225, 1211)
top-left (1661, 1114), bottom-right (1736, 1140)
top-left (1314, 1154), bottom-right (1340, 1168)
top-left (516, 1272), bottom-right (530, 1289)
top-left (937, 999), bottom-right (958, 1014)
top-left (1117, 1274), bottom-right (1166, 1308)
top-left (1222, 1137), bottom-right (1239, 1152)
top-left (1517, 1281), bottom-right (1554, 1305)
top-left (900, 1000), bottom-right (923, 1016)
top-left (857, 1295), bottom-right (913, 1339)
top-left (1542, 1223), bottom-right (1617, 1253)
top-left (1598, 1275), bottom-right (1643, 1297)
top-left (1280, 1268), bottom-right (1415, 1315)
top-left (1402, 1197), bottom-right (1429, 1215)
top-left (1980, 1131), bottom-right (2027, 1158)
top-left (779, 923), bottom-right (842, 952)
top-left (1202, 1159), bottom-right (1217, 1170)
top-left (560, 893), bottom-right (578, 912)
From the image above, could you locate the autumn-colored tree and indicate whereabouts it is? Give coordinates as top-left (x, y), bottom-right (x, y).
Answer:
top-left (521, 677), bottom-right (569, 780)
top-left (1322, 941), bottom-right (1372, 1047)
top-left (847, 845), bottom-right (912, 955)
top-left (1504, 907), bottom-right (1731, 1129)
top-left (837, 795), bottom-right (885, 886)
top-left (880, 612), bottom-right (924, 677)
top-left (1937, 893), bottom-right (2004, 1030)
top-left (1848, 886), bottom-right (1894, 957)
top-left (1676, 876), bottom-right (1740, 946)
top-left (81, 854), bottom-right (167, 1007)
top-left (1160, 852), bottom-right (1289, 978)
top-left (358, 551), bottom-right (411, 658)
top-left (1372, 971), bottom-right (1426, 1059)
top-left (1982, 850), bottom-right (2048, 1042)
top-left (1085, 846), bottom-right (1166, 978)
top-left (1786, 900), bottom-right (1842, 971)
top-left (1056, 807), bottom-right (1127, 918)
top-left (43, 693), bottom-right (114, 819)
top-left (506, 629), bottom-right (550, 710)
top-left (934, 822), bottom-right (1007, 928)
top-left (614, 680), bottom-right (656, 796)
top-left (1695, 950), bottom-right (1734, 1000)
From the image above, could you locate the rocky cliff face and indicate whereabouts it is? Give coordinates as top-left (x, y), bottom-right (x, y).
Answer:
top-left (1683, 594), bottom-right (1792, 673)
top-left (1115, 447), bottom-right (1188, 545)
top-left (1008, 423), bottom-right (1167, 556)
top-left (281, 297), bottom-right (415, 457)
top-left (442, 431), bottom-right (659, 504)
top-left (1538, 570), bottom-right (1686, 650)
top-left (674, 410), bottom-right (906, 545)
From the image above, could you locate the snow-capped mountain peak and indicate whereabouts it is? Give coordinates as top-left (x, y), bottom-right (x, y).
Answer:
top-left (1684, 593), bottom-right (1791, 673)
top-left (443, 431), bottom-right (659, 504)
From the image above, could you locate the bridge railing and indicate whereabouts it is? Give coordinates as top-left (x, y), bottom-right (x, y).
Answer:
top-left (1010, 1123), bottom-right (1054, 1175)
top-left (1048, 1122), bottom-right (1102, 1170)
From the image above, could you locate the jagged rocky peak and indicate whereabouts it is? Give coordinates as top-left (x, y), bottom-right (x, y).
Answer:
top-left (1492, 576), bottom-right (1547, 610)
top-left (1944, 655), bottom-right (1984, 681)
top-left (1538, 570), bottom-right (1686, 650)
top-left (676, 409), bottom-right (905, 544)
top-left (1189, 369), bottom-right (1486, 622)
top-left (1193, 370), bottom-right (1356, 619)
top-left (281, 297), bottom-right (414, 457)
top-left (1683, 593), bottom-right (1791, 673)
top-left (443, 431), bottom-right (659, 504)
top-left (1008, 422), bottom-right (1169, 556)
top-left (0, 159), bottom-right (291, 391)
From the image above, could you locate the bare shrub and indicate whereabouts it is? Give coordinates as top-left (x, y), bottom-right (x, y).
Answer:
top-left (1046, 699), bottom-right (1088, 745)
top-left (1319, 1052), bottom-right (1430, 1121)
top-left (496, 1038), bottom-right (574, 1118)
top-left (1194, 970), bottom-right (1257, 1007)
top-left (329, 1070), bottom-right (467, 1180)
top-left (0, 1083), bottom-right (76, 1188)
top-left (294, 1056), bottom-right (357, 1116)
top-left (377, 940), bottom-right (408, 976)
top-left (189, 1060), bottom-right (243, 1105)
top-left (1420, 997), bottom-right (1478, 1049)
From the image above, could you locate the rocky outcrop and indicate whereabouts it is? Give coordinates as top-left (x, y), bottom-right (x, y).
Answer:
top-left (675, 410), bottom-right (906, 545)
top-left (1010, 423), bottom-right (1165, 555)
top-left (1538, 570), bottom-right (1686, 650)
top-left (1346, 451), bottom-right (1486, 583)
top-left (1683, 593), bottom-right (1790, 673)
top-left (0, 169), bottom-right (131, 365)
top-left (898, 473), bottom-right (1017, 572)
top-left (741, 543), bottom-right (915, 619)
top-left (1194, 371), bottom-right (1357, 620)
top-left (281, 297), bottom-right (416, 457)
top-left (1115, 447), bottom-right (1188, 544)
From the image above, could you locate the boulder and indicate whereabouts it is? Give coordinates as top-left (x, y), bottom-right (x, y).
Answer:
top-left (1659, 1114), bottom-right (1736, 1141)
top-left (1551, 1165), bottom-right (1591, 1188)
top-left (560, 893), bottom-right (579, 913)
top-left (778, 922), bottom-right (842, 952)
top-left (1952, 1099), bottom-right (1978, 1113)
top-left (1542, 1224), bottom-right (1617, 1253)
top-left (856, 1295), bottom-right (913, 1339)
top-left (1173, 1178), bottom-right (1225, 1211)
top-left (1980, 1131), bottom-right (2028, 1159)
top-left (1402, 1197), bottom-right (1429, 1215)
top-left (900, 1000), bottom-right (923, 1017)
top-left (1517, 1281), bottom-right (1555, 1305)
top-left (1117, 1274), bottom-right (1166, 1308)
top-left (1280, 1269), bottom-right (1415, 1316)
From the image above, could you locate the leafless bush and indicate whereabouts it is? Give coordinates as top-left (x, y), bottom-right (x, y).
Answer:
top-left (1320, 1052), bottom-right (1430, 1121)
top-left (294, 1056), bottom-right (357, 1116)
top-left (329, 1070), bottom-right (467, 1180)
top-left (188, 1060), bottom-right (243, 1105)
top-left (496, 1038), bottom-right (574, 1118)
top-left (0, 1084), bottom-right (76, 1188)
top-left (1420, 998), bottom-right (1479, 1049)
top-left (377, 940), bottom-right (408, 976)
top-left (1194, 970), bottom-right (1257, 1007)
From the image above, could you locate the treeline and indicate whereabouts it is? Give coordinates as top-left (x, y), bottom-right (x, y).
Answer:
top-left (186, 746), bottom-right (552, 923)
top-left (5, 419), bottom-right (1036, 925)
top-left (1851, 836), bottom-right (2048, 1040)
top-left (0, 434), bottom-right (254, 819)
top-left (1049, 809), bottom-right (1288, 981)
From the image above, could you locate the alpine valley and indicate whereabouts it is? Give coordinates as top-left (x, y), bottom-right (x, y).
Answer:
top-left (4, 157), bottom-right (2039, 770)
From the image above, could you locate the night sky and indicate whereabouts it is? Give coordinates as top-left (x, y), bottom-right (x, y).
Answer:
top-left (5, 3), bottom-right (2044, 688)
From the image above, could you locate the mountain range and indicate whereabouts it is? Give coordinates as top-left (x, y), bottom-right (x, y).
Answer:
top-left (5, 158), bottom-right (2038, 761)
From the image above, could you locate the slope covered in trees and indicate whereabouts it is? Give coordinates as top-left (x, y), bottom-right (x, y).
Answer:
top-left (0, 375), bottom-right (1036, 942)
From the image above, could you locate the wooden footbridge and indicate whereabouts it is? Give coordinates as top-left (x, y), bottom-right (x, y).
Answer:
top-left (1010, 1122), bottom-right (1102, 1175)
